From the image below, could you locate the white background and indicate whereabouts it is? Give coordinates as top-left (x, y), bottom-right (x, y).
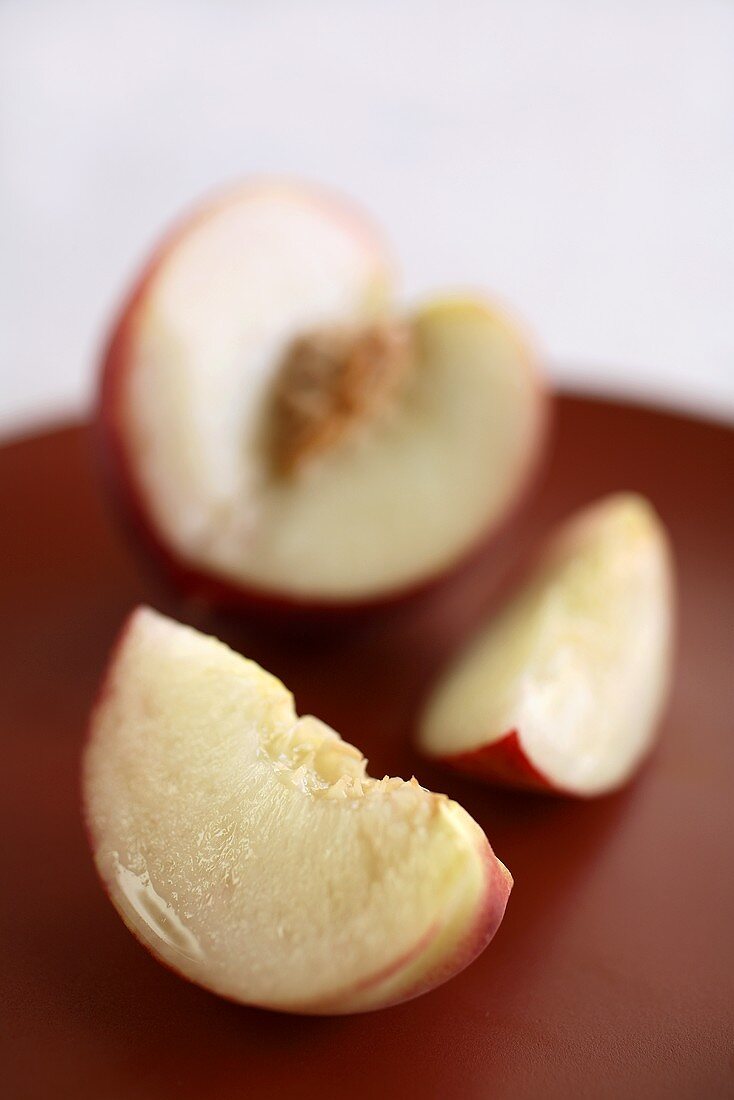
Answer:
top-left (1, 0), bottom-right (733, 434)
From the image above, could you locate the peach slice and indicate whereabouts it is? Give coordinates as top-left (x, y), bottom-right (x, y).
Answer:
top-left (82, 608), bottom-right (512, 1014)
top-left (99, 180), bottom-right (546, 611)
top-left (419, 495), bottom-right (675, 796)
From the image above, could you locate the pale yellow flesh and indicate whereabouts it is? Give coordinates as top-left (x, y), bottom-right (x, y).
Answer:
top-left (226, 299), bottom-right (541, 598)
top-left (123, 183), bottom-right (390, 582)
top-left (120, 184), bottom-right (542, 600)
top-left (420, 495), bottom-right (675, 795)
top-left (83, 609), bottom-right (504, 1013)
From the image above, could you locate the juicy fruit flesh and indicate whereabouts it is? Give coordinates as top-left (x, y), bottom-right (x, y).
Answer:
top-left (268, 715), bottom-right (426, 802)
top-left (420, 495), bottom-right (674, 795)
top-left (200, 299), bottom-right (539, 598)
top-left (118, 183), bottom-right (392, 588)
top-left (84, 609), bottom-right (510, 1013)
top-left (111, 182), bottom-right (544, 602)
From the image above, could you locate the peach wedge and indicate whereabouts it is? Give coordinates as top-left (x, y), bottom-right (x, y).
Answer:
top-left (419, 495), bottom-right (675, 796)
top-left (83, 608), bottom-right (512, 1014)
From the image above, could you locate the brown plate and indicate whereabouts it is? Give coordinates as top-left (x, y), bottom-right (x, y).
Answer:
top-left (2, 395), bottom-right (733, 1098)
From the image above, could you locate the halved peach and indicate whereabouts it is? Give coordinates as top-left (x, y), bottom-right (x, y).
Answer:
top-left (99, 181), bottom-right (547, 611)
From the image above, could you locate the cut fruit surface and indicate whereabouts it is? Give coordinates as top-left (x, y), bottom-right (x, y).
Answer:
top-left (83, 608), bottom-right (511, 1014)
top-left (100, 180), bottom-right (546, 608)
top-left (419, 494), bottom-right (675, 797)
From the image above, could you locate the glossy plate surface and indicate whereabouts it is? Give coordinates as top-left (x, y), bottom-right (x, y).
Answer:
top-left (2, 396), bottom-right (732, 1097)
